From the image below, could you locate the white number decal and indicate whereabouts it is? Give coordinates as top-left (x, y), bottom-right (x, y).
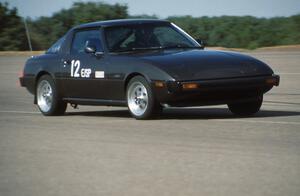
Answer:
top-left (70, 60), bottom-right (92, 78)
top-left (81, 68), bottom-right (92, 78)
top-left (71, 60), bottom-right (80, 77)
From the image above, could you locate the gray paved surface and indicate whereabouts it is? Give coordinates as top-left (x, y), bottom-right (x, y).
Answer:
top-left (0, 51), bottom-right (299, 196)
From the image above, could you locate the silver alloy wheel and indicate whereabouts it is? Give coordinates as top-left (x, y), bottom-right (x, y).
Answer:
top-left (37, 80), bottom-right (53, 113)
top-left (127, 81), bottom-right (149, 116)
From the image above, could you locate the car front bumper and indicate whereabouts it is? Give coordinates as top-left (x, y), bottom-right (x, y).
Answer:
top-left (153, 74), bottom-right (280, 107)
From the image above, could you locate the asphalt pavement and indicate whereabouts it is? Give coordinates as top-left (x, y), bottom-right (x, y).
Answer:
top-left (0, 50), bottom-right (299, 196)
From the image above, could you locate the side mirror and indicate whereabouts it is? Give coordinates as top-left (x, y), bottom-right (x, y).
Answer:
top-left (85, 45), bottom-right (97, 54)
top-left (85, 39), bottom-right (104, 57)
top-left (196, 39), bottom-right (205, 49)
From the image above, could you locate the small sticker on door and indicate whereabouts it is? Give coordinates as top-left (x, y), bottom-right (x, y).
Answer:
top-left (95, 71), bottom-right (105, 78)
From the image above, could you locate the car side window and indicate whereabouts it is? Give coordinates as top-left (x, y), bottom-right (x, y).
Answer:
top-left (47, 36), bottom-right (65, 54)
top-left (105, 27), bottom-right (133, 51)
top-left (71, 29), bottom-right (103, 55)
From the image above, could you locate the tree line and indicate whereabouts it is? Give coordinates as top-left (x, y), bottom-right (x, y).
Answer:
top-left (0, 1), bottom-right (299, 51)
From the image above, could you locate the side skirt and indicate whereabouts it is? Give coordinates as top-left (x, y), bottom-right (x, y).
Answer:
top-left (62, 98), bottom-right (127, 107)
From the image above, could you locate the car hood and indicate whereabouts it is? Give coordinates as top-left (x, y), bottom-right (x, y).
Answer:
top-left (137, 49), bottom-right (274, 81)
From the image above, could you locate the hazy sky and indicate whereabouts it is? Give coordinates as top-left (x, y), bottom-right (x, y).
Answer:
top-left (4, 0), bottom-right (300, 18)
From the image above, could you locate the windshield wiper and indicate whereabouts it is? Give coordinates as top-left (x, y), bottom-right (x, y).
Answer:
top-left (161, 44), bottom-right (202, 49)
top-left (131, 46), bottom-right (163, 51)
top-left (112, 46), bottom-right (162, 53)
top-left (112, 45), bottom-right (201, 53)
top-left (133, 45), bottom-right (201, 50)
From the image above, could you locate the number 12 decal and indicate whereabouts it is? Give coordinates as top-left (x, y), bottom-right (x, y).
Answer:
top-left (71, 60), bottom-right (80, 77)
top-left (70, 60), bottom-right (92, 78)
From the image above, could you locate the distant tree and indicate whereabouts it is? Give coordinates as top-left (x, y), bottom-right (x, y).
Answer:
top-left (28, 1), bottom-right (128, 50)
top-left (0, 1), bottom-right (299, 50)
top-left (0, 2), bottom-right (28, 50)
top-left (168, 15), bottom-right (300, 49)
top-left (128, 14), bottom-right (158, 19)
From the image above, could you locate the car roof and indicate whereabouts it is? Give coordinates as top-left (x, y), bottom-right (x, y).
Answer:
top-left (74, 19), bottom-right (170, 29)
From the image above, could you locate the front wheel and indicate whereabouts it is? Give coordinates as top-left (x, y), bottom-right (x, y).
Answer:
top-left (127, 76), bottom-right (161, 119)
top-left (228, 96), bottom-right (263, 116)
top-left (36, 75), bottom-right (67, 116)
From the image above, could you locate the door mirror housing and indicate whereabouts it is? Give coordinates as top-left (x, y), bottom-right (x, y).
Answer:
top-left (84, 39), bottom-right (104, 57)
top-left (196, 39), bottom-right (205, 49)
top-left (85, 45), bottom-right (97, 54)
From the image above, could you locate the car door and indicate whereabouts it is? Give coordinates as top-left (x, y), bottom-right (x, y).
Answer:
top-left (62, 28), bottom-right (108, 99)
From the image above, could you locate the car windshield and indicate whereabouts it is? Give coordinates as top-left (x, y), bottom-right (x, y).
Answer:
top-left (104, 23), bottom-right (200, 52)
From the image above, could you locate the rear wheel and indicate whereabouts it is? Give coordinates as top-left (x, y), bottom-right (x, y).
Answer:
top-left (127, 76), bottom-right (161, 119)
top-left (228, 96), bottom-right (263, 116)
top-left (36, 75), bottom-right (67, 116)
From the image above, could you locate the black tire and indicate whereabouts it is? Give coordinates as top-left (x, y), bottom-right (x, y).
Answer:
top-left (126, 76), bottom-right (162, 119)
top-left (228, 96), bottom-right (263, 116)
top-left (36, 75), bottom-right (67, 116)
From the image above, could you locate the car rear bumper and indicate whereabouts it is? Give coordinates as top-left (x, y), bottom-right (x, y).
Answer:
top-left (153, 74), bottom-right (280, 106)
top-left (19, 77), bottom-right (25, 87)
top-left (19, 76), bottom-right (35, 95)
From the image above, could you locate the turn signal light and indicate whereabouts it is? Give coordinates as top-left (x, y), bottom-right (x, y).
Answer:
top-left (182, 83), bottom-right (199, 90)
top-left (265, 78), bottom-right (277, 85)
top-left (154, 81), bottom-right (165, 88)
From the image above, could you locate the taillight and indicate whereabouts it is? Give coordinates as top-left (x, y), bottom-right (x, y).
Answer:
top-left (17, 69), bottom-right (24, 87)
top-left (18, 70), bottom-right (24, 78)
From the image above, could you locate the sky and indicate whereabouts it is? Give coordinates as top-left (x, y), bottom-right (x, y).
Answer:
top-left (3, 0), bottom-right (300, 19)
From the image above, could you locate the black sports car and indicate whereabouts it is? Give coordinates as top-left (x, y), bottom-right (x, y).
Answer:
top-left (19, 19), bottom-right (280, 119)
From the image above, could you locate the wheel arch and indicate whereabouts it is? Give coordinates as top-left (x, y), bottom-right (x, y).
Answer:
top-left (124, 72), bottom-right (150, 91)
